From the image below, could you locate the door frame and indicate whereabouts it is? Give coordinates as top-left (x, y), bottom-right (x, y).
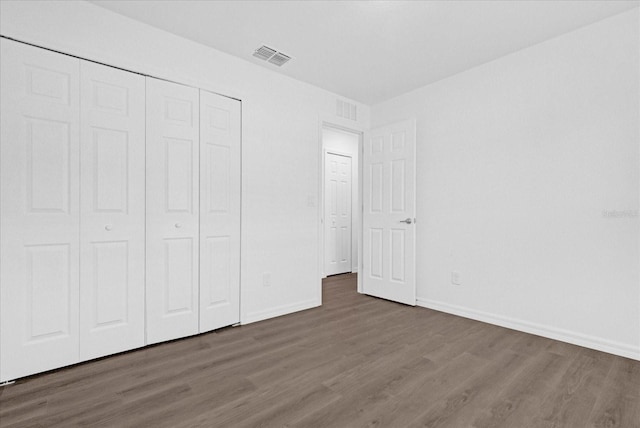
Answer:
top-left (318, 115), bottom-right (365, 304)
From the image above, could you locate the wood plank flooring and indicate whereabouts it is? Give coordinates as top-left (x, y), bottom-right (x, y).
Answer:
top-left (1, 273), bottom-right (638, 427)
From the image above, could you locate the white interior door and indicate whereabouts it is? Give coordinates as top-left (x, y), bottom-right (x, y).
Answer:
top-left (0, 39), bottom-right (81, 381)
top-left (324, 152), bottom-right (352, 276)
top-left (362, 119), bottom-right (416, 305)
top-left (79, 60), bottom-right (146, 360)
top-left (146, 77), bottom-right (200, 344)
top-left (199, 90), bottom-right (241, 332)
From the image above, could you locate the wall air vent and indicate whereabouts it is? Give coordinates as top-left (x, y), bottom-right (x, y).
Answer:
top-left (337, 99), bottom-right (357, 121)
top-left (252, 45), bottom-right (292, 67)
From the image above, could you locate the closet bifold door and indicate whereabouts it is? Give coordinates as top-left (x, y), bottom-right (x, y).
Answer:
top-left (79, 61), bottom-right (146, 360)
top-left (0, 39), bottom-right (81, 381)
top-left (199, 90), bottom-right (241, 332)
top-left (146, 77), bottom-right (200, 344)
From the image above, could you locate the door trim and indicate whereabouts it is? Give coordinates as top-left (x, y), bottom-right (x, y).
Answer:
top-left (317, 115), bottom-right (365, 304)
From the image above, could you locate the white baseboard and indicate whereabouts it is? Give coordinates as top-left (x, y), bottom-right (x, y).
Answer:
top-left (417, 297), bottom-right (640, 361)
top-left (241, 298), bottom-right (320, 325)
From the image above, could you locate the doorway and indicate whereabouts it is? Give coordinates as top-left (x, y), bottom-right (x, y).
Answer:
top-left (321, 126), bottom-right (360, 278)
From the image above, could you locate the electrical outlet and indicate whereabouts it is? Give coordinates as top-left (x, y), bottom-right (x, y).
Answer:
top-left (262, 272), bottom-right (271, 287)
top-left (451, 270), bottom-right (461, 286)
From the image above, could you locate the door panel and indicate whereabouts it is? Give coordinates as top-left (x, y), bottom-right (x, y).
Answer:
top-left (79, 60), bottom-right (145, 360)
top-left (370, 228), bottom-right (384, 279)
top-left (391, 159), bottom-right (406, 211)
top-left (26, 244), bottom-right (72, 340)
top-left (324, 152), bottom-right (352, 276)
top-left (165, 238), bottom-right (196, 313)
top-left (1, 39), bottom-right (81, 381)
top-left (92, 128), bottom-right (128, 211)
top-left (370, 162), bottom-right (383, 212)
top-left (166, 137), bottom-right (195, 212)
top-left (90, 242), bottom-right (128, 324)
top-left (199, 90), bottom-right (241, 333)
top-left (362, 120), bottom-right (416, 305)
top-left (146, 78), bottom-right (200, 344)
top-left (26, 117), bottom-right (71, 212)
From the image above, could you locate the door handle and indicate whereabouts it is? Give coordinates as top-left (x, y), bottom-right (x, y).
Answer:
top-left (104, 224), bottom-right (113, 231)
top-left (400, 218), bottom-right (412, 224)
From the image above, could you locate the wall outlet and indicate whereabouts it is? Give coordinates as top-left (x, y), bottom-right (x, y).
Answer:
top-left (451, 270), bottom-right (461, 286)
top-left (262, 272), bottom-right (271, 287)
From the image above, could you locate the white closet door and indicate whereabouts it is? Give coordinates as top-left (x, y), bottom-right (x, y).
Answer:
top-left (146, 78), bottom-right (200, 344)
top-left (324, 152), bottom-right (352, 276)
top-left (199, 90), bottom-right (241, 332)
top-left (79, 61), bottom-right (146, 360)
top-left (0, 39), bottom-right (80, 381)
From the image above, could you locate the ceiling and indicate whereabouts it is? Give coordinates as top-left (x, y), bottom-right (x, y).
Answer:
top-left (89, 0), bottom-right (639, 105)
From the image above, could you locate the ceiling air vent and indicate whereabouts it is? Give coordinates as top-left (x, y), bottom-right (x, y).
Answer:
top-left (252, 45), bottom-right (292, 67)
top-left (253, 45), bottom-right (277, 61)
top-left (268, 52), bottom-right (291, 67)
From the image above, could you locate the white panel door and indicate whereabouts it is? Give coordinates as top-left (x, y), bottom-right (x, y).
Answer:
top-left (146, 77), bottom-right (200, 344)
top-left (0, 39), bottom-right (81, 381)
top-left (362, 120), bottom-right (416, 305)
top-left (324, 152), bottom-right (352, 276)
top-left (79, 61), bottom-right (146, 360)
top-left (199, 90), bottom-right (241, 332)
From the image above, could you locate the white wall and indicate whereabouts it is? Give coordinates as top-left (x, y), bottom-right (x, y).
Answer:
top-left (372, 9), bottom-right (640, 359)
top-left (322, 127), bottom-right (360, 274)
top-left (0, 0), bottom-right (370, 324)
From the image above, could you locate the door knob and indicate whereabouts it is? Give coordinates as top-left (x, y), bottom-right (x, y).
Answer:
top-left (104, 224), bottom-right (113, 231)
top-left (175, 223), bottom-right (182, 228)
top-left (399, 218), bottom-right (412, 224)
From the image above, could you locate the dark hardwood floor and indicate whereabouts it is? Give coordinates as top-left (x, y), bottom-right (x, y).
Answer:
top-left (1, 273), bottom-right (638, 427)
